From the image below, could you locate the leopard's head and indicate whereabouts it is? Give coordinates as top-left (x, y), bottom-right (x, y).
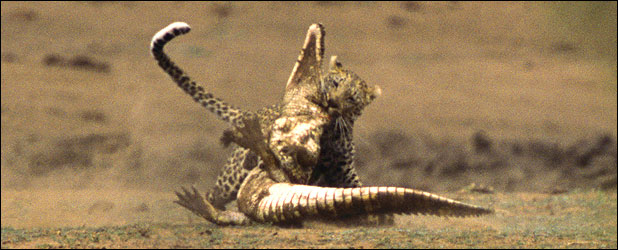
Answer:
top-left (321, 56), bottom-right (381, 123)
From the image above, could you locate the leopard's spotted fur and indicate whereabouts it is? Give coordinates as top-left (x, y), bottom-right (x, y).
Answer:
top-left (150, 22), bottom-right (249, 128)
top-left (151, 22), bottom-right (379, 211)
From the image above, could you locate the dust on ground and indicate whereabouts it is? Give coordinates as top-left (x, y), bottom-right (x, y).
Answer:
top-left (1, 2), bottom-right (616, 248)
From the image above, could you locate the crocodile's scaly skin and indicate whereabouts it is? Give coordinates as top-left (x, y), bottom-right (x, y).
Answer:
top-left (237, 167), bottom-right (493, 225)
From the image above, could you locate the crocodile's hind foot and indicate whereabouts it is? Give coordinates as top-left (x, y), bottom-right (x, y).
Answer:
top-left (174, 186), bottom-right (251, 226)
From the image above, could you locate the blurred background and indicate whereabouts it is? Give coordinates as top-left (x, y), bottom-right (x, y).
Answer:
top-left (1, 2), bottom-right (616, 227)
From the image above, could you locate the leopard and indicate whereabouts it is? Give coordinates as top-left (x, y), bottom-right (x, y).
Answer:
top-left (150, 22), bottom-right (381, 223)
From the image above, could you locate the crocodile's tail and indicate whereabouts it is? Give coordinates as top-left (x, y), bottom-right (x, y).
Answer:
top-left (150, 22), bottom-right (248, 128)
top-left (248, 182), bottom-right (493, 223)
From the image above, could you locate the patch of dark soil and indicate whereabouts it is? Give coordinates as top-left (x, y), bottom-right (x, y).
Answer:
top-left (550, 41), bottom-right (579, 54)
top-left (211, 3), bottom-right (233, 18)
top-left (357, 130), bottom-right (617, 192)
top-left (43, 54), bottom-right (110, 73)
top-left (1, 52), bottom-right (19, 63)
top-left (401, 1), bottom-right (423, 12)
top-left (79, 110), bottom-right (107, 124)
top-left (386, 15), bottom-right (407, 29)
top-left (7, 9), bottom-right (39, 22)
top-left (17, 133), bottom-right (131, 175)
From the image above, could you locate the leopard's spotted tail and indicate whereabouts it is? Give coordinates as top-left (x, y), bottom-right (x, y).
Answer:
top-left (150, 22), bottom-right (247, 128)
top-left (246, 182), bottom-right (493, 223)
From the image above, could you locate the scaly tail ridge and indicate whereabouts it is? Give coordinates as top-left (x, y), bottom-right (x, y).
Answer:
top-left (150, 22), bottom-right (247, 128)
top-left (254, 183), bottom-right (493, 223)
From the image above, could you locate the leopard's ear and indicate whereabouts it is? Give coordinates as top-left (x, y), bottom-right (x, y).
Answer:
top-left (284, 23), bottom-right (325, 93)
top-left (328, 55), bottom-right (343, 73)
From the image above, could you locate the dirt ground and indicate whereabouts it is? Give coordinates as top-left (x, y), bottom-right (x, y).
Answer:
top-left (1, 2), bottom-right (616, 248)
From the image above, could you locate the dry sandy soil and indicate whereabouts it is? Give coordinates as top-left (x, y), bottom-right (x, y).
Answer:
top-left (1, 2), bottom-right (616, 248)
